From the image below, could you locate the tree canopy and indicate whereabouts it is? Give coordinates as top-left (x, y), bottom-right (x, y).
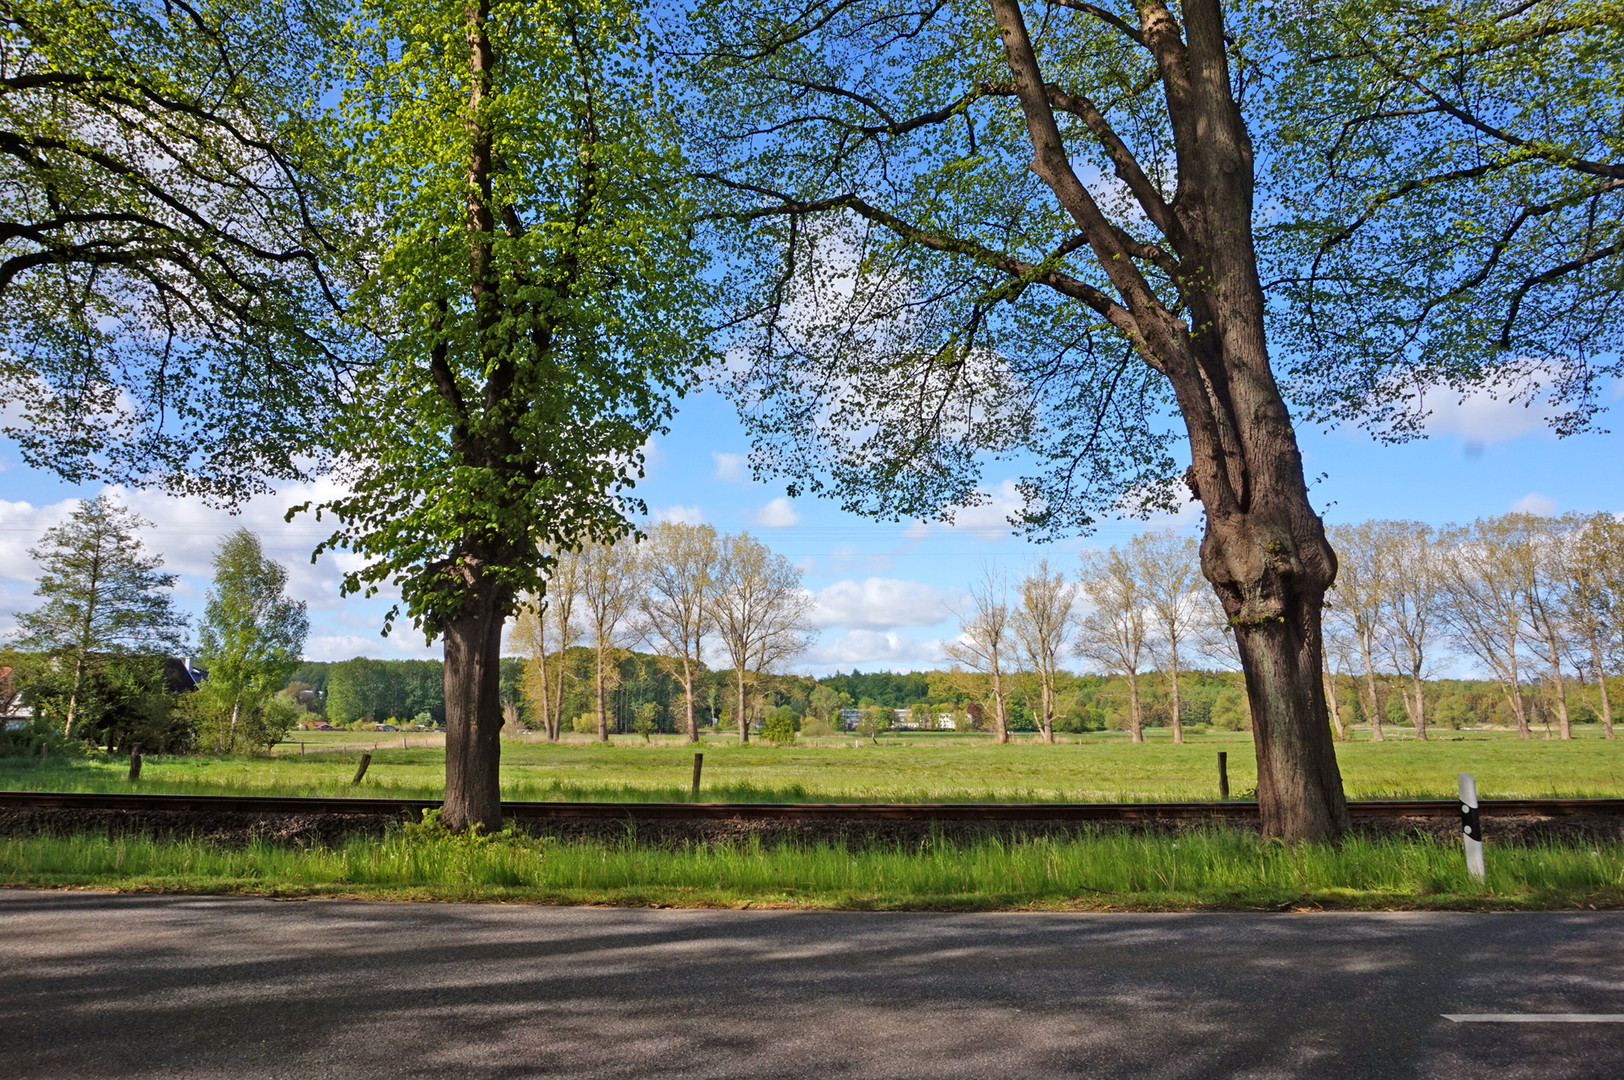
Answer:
top-left (1258, 0), bottom-right (1623, 439)
top-left (0, 0), bottom-right (352, 503)
top-left (293, 0), bottom-right (709, 828)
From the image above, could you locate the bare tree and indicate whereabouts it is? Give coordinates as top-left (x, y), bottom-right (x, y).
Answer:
top-left (945, 565), bottom-right (1016, 744)
top-left (512, 547), bottom-right (583, 742)
top-left (637, 522), bottom-right (720, 743)
top-left (578, 538), bottom-right (645, 742)
top-left (1326, 522), bottom-right (1391, 742)
top-left (1010, 559), bottom-right (1079, 745)
top-left (1521, 516), bottom-right (1576, 739)
top-left (1320, 623), bottom-right (1354, 742)
top-left (1375, 522), bottom-right (1441, 740)
top-left (1561, 513), bottom-right (1624, 739)
top-left (1132, 532), bottom-right (1205, 745)
top-left (1076, 548), bottom-right (1149, 743)
top-left (1438, 518), bottom-right (1535, 739)
top-left (708, 532), bottom-right (814, 743)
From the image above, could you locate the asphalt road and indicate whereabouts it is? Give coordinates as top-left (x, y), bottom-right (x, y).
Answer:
top-left (2, 891), bottom-right (1622, 1079)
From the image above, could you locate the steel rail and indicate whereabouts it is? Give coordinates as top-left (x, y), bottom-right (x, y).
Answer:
top-left (2, 790), bottom-right (1621, 820)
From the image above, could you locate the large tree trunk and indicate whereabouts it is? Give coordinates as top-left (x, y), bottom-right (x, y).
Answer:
top-left (681, 658), bottom-right (699, 743)
top-left (1544, 636), bottom-right (1571, 740)
top-left (1323, 660), bottom-right (1346, 742)
top-left (1506, 647), bottom-right (1531, 738)
top-left (548, 648), bottom-right (566, 741)
top-left (1408, 670), bottom-right (1427, 740)
top-left (63, 653), bottom-right (85, 738)
top-left (1356, 633), bottom-right (1384, 742)
top-left (983, 0), bottom-right (1348, 837)
top-left (442, 586), bottom-right (508, 833)
top-left (1167, 648), bottom-right (1184, 745)
top-left (1127, 669), bottom-right (1143, 743)
top-left (1592, 637), bottom-right (1615, 739)
top-left (735, 668), bottom-right (749, 743)
top-left (991, 669), bottom-right (1009, 744)
top-left (594, 645), bottom-right (610, 742)
top-left (1038, 670), bottom-right (1054, 744)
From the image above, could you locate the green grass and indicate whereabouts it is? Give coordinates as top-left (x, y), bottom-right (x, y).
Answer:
top-left (6, 825), bottom-right (1623, 910)
top-left (4, 728), bottom-right (1623, 803)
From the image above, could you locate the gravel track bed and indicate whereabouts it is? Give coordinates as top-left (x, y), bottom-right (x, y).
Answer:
top-left (4, 806), bottom-right (1624, 848)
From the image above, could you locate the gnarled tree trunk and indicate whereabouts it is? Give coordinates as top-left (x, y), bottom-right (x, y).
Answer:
top-left (984, 0), bottom-right (1350, 838)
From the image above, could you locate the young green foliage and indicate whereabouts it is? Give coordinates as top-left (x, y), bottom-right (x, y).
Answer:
top-left (196, 529), bottom-right (309, 753)
top-left (298, 0), bottom-right (708, 827)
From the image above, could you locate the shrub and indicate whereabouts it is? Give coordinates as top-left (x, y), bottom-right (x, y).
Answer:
top-left (571, 714), bottom-right (597, 735)
top-left (762, 714), bottom-right (796, 745)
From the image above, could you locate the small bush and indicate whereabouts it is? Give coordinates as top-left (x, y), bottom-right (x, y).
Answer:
top-left (762, 714), bottom-right (796, 745)
top-left (571, 714), bottom-right (597, 735)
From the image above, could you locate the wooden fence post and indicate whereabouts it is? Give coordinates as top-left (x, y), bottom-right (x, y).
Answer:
top-left (691, 753), bottom-right (703, 799)
top-left (1217, 751), bottom-right (1229, 800)
top-left (128, 745), bottom-right (142, 782)
top-left (352, 753), bottom-right (372, 785)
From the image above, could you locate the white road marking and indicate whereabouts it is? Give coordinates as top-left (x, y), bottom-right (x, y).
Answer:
top-left (1443, 1014), bottom-right (1624, 1023)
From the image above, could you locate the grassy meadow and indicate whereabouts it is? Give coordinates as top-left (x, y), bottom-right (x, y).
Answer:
top-left (4, 727), bottom-right (1623, 803)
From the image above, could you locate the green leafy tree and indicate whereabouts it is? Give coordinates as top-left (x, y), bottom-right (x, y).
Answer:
top-left (855, 705), bottom-right (890, 745)
top-left (632, 700), bottom-right (659, 743)
top-left (761, 710), bottom-right (795, 745)
top-left (195, 529), bottom-right (309, 753)
top-left (0, 0), bottom-right (352, 503)
top-left (11, 494), bottom-right (185, 738)
top-left (302, 0), bottom-right (707, 828)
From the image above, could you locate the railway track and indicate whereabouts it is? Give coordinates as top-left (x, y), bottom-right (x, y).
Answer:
top-left (3, 790), bottom-right (1622, 821)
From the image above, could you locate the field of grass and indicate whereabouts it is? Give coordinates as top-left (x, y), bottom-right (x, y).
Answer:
top-left (6, 824), bottom-right (1622, 910)
top-left (3, 727), bottom-right (1623, 802)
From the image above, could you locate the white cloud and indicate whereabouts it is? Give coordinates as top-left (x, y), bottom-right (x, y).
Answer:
top-left (1510, 492), bottom-right (1558, 516)
top-left (800, 629), bottom-right (950, 671)
top-left (810, 577), bottom-right (959, 630)
top-left (0, 497), bottom-right (83, 583)
top-left (1423, 387), bottom-right (1558, 447)
top-left (651, 504), bottom-right (706, 525)
top-left (711, 451), bottom-right (749, 483)
top-left (750, 496), bottom-right (801, 528)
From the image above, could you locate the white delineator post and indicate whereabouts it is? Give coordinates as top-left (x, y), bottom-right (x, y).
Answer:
top-left (1458, 773), bottom-right (1486, 882)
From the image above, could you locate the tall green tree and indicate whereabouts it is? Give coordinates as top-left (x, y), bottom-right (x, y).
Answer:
top-left (11, 493), bottom-right (185, 737)
top-left (301, 0), bottom-right (707, 828)
top-left (195, 528), bottom-right (308, 753)
top-left (0, 0), bottom-right (352, 503)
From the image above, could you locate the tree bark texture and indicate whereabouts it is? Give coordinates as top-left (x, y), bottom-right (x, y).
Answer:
top-left (1127, 670), bottom-right (1143, 743)
top-left (441, 580), bottom-right (509, 832)
top-left (595, 648), bottom-right (611, 742)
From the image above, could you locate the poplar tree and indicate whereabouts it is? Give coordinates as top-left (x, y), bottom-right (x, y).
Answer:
top-left (196, 528), bottom-right (308, 753)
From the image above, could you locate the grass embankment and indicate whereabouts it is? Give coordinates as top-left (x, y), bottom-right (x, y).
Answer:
top-left (3, 729), bottom-right (1623, 802)
top-left (6, 824), bottom-right (1622, 910)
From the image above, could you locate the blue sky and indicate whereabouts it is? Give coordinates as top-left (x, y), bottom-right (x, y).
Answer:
top-left (2, 380), bottom-right (1621, 674)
